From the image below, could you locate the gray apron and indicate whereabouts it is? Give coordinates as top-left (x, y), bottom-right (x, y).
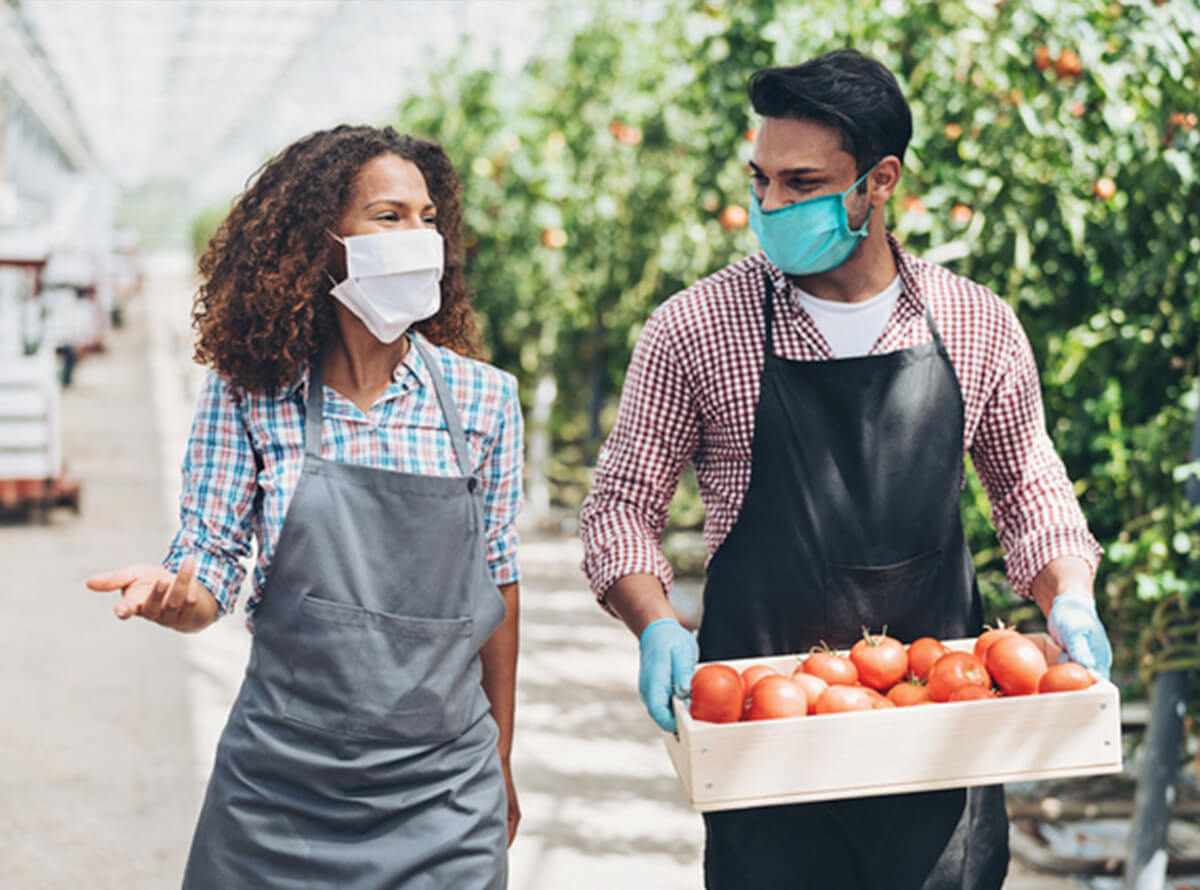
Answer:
top-left (182, 340), bottom-right (508, 889)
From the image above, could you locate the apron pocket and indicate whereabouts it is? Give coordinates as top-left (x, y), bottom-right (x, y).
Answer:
top-left (282, 594), bottom-right (477, 743)
top-left (823, 548), bottom-right (943, 646)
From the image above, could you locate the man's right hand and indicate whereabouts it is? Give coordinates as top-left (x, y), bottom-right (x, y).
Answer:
top-left (86, 555), bottom-right (220, 633)
top-left (638, 618), bottom-right (699, 733)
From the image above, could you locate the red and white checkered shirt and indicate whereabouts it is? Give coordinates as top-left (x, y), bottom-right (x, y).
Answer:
top-left (579, 237), bottom-right (1101, 606)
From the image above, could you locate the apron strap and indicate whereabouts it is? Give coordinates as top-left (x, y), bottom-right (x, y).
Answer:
top-left (304, 352), bottom-right (325, 458)
top-left (762, 271), bottom-right (777, 360)
top-left (412, 337), bottom-right (474, 478)
top-left (924, 305), bottom-right (948, 354)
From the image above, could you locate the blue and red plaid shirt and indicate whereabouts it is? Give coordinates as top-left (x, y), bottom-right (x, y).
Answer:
top-left (164, 332), bottom-right (523, 629)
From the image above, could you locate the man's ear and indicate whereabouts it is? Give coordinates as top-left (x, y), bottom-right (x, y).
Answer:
top-left (869, 155), bottom-right (903, 206)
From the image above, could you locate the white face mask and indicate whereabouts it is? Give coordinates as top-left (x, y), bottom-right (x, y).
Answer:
top-left (328, 228), bottom-right (445, 343)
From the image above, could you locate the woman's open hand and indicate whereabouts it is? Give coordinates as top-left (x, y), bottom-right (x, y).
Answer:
top-left (86, 555), bottom-right (220, 633)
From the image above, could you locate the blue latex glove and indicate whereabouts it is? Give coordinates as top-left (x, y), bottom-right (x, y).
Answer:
top-left (638, 618), bottom-right (699, 733)
top-left (1048, 591), bottom-right (1113, 680)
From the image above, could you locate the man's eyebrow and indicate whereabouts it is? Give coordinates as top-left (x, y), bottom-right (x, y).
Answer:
top-left (748, 160), bottom-right (824, 177)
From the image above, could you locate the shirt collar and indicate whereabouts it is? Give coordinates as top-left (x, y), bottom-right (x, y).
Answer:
top-left (278, 331), bottom-right (430, 403)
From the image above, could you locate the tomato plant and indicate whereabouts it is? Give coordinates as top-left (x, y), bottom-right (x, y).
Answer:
top-left (743, 674), bottom-right (808, 720)
top-left (814, 684), bottom-right (875, 714)
top-left (689, 663), bottom-right (743, 723)
top-left (985, 634), bottom-right (1047, 696)
top-left (1039, 662), bottom-right (1097, 693)
top-left (850, 628), bottom-right (908, 691)
top-left (375, 0), bottom-right (1200, 718)
top-left (801, 646), bottom-right (859, 686)
top-left (927, 651), bottom-right (991, 702)
top-left (906, 637), bottom-right (950, 682)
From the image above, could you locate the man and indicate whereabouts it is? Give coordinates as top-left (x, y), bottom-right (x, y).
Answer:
top-left (578, 49), bottom-right (1112, 889)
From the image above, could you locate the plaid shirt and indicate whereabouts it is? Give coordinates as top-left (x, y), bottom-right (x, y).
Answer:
top-left (164, 332), bottom-right (523, 629)
top-left (580, 237), bottom-right (1101, 605)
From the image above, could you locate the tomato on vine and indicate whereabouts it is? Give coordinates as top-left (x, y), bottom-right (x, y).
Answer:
top-left (849, 627), bottom-right (908, 691)
top-left (906, 637), bottom-right (950, 682)
top-left (800, 643), bottom-right (859, 686)
top-left (689, 663), bottom-right (743, 723)
top-left (985, 634), bottom-right (1046, 696)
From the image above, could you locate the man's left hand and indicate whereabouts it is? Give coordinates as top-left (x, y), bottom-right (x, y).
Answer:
top-left (1047, 591), bottom-right (1113, 680)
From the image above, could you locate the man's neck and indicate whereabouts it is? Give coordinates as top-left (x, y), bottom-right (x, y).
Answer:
top-left (788, 230), bottom-right (898, 304)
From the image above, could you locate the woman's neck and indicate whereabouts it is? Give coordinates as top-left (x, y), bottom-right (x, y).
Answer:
top-left (322, 312), bottom-right (411, 414)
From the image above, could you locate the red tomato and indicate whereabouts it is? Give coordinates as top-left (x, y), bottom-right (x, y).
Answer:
top-left (740, 664), bottom-right (778, 696)
top-left (927, 651), bottom-right (991, 702)
top-left (973, 625), bottom-right (1019, 660)
top-left (789, 670), bottom-right (829, 715)
top-left (689, 664), bottom-right (743, 723)
top-left (849, 629), bottom-right (909, 691)
top-left (744, 674), bottom-right (808, 720)
top-left (906, 637), bottom-right (950, 682)
top-left (801, 650), bottom-right (859, 686)
top-left (887, 681), bottom-right (933, 707)
top-left (814, 684), bottom-right (875, 714)
top-left (1038, 662), bottom-right (1097, 693)
top-left (860, 687), bottom-right (897, 709)
top-left (948, 684), bottom-right (997, 702)
top-left (985, 634), bottom-right (1047, 696)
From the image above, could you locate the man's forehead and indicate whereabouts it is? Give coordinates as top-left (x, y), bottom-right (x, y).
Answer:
top-left (751, 116), bottom-right (852, 172)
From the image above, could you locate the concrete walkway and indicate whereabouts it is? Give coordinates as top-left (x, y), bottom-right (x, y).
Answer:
top-left (0, 252), bottom-right (1081, 889)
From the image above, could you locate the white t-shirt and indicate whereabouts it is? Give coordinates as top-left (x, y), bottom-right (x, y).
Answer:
top-left (794, 276), bottom-right (903, 358)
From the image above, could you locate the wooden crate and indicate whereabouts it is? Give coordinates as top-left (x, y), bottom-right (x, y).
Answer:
top-left (662, 639), bottom-right (1122, 812)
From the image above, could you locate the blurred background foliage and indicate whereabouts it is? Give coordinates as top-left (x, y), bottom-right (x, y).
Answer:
top-left (193, 0), bottom-right (1200, 700)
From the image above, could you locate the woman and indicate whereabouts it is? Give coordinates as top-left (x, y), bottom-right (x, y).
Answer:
top-left (87, 125), bottom-right (523, 889)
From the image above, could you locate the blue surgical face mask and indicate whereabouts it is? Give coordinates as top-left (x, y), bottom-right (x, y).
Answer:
top-left (749, 164), bottom-right (877, 276)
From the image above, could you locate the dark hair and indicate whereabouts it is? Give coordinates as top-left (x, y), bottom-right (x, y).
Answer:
top-left (748, 49), bottom-right (913, 178)
top-left (193, 124), bottom-right (480, 395)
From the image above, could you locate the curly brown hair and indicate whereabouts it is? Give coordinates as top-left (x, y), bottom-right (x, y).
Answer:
top-left (193, 124), bottom-right (481, 394)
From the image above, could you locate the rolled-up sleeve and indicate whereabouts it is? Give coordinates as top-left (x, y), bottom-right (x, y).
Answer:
top-left (970, 318), bottom-right (1102, 597)
top-left (579, 309), bottom-right (701, 607)
top-left (481, 371), bottom-right (524, 586)
top-left (163, 371), bottom-right (257, 615)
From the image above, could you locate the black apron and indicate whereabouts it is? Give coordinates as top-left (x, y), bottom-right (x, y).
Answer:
top-left (182, 340), bottom-right (508, 889)
top-left (699, 274), bottom-right (1009, 890)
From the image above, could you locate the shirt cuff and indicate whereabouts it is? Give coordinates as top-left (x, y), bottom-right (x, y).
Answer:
top-left (1005, 526), bottom-right (1104, 598)
top-left (162, 546), bottom-right (245, 617)
top-left (488, 554), bottom-right (520, 587)
top-left (582, 540), bottom-right (674, 614)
